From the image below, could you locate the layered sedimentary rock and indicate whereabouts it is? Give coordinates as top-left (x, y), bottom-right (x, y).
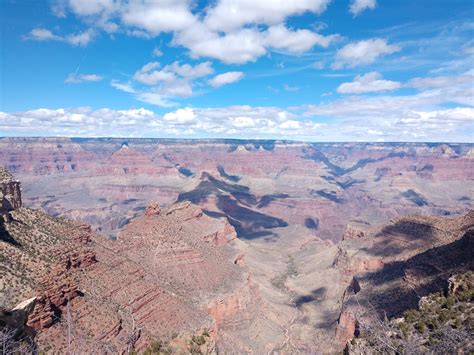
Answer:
top-left (1, 138), bottom-right (473, 352)
top-left (0, 138), bottom-right (472, 240)
top-left (0, 170), bottom-right (268, 352)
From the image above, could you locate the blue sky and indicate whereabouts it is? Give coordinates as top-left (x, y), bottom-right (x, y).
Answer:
top-left (0, 0), bottom-right (473, 141)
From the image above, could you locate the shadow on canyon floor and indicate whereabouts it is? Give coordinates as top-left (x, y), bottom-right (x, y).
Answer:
top-left (0, 216), bottom-right (20, 246)
top-left (360, 220), bottom-right (436, 257)
top-left (295, 287), bottom-right (327, 308)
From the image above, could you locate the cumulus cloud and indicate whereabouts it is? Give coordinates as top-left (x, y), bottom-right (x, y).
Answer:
top-left (349, 0), bottom-right (377, 16)
top-left (41, 0), bottom-right (339, 63)
top-left (174, 22), bottom-right (338, 64)
top-left (337, 72), bottom-right (401, 94)
top-left (0, 106), bottom-right (320, 138)
top-left (133, 61), bottom-right (213, 86)
top-left (120, 61), bottom-right (216, 105)
top-left (265, 24), bottom-right (339, 53)
top-left (174, 24), bottom-right (267, 64)
top-left (163, 108), bottom-right (196, 124)
top-left (1, 100), bottom-right (472, 141)
top-left (65, 73), bottom-right (103, 84)
top-left (333, 38), bottom-right (400, 69)
top-left (121, 1), bottom-right (195, 36)
top-left (204, 0), bottom-right (331, 32)
top-left (208, 72), bottom-right (244, 87)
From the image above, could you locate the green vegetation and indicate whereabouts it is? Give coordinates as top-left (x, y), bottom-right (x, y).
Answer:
top-left (143, 340), bottom-right (173, 355)
top-left (187, 330), bottom-right (211, 354)
top-left (271, 255), bottom-right (298, 290)
top-left (140, 330), bottom-right (211, 355)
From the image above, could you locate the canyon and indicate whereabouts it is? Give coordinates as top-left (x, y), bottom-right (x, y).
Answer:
top-left (0, 138), bottom-right (473, 353)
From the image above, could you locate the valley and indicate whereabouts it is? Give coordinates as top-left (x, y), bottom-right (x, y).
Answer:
top-left (0, 138), bottom-right (473, 353)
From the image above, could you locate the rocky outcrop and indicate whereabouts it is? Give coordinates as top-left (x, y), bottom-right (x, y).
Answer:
top-left (0, 167), bottom-right (21, 221)
top-left (0, 297), bottom-right (37, 348)
top-left (145, 201), bottom-right (161, 217)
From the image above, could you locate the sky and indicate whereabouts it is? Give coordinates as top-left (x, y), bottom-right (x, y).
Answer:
top-left (0, 0), bottom-right (473, 142)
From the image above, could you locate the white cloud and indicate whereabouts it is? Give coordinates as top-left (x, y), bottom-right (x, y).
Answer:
top-left (133, 61), bottom-right (213, 86)
top-left (265, 24), bottom-right (339, 53)
top-left (395, 108), bottom-right (474, 126)
top-left (125, 61), bottom-right (215, 104)
top-left (204, 0), bottom-right (331, 32)
top-left (333, 38), bottom-right (400, 69)
top-left (163, 108), bottom-right (196, 124)
top-left (68, 0), bottom-right (116, 16)
top-left (110, 80), bottom-right (136, 93)
top-left (167, 61), bottom-right (214, 78)
top-left (349, 0), bottom-right (377, 16)
top-left (337, 72), bottom-right (401, 94)
top-left (279, 120), bottom-right (301, 129)
top-left (133, 62), bottom-right (177, 85)
top-left (65, 29), bottom-right (95, 46)
top-left (25, 27), bottom-right (94, 46)
top-left (208, 72), bottom-right (244, 88)
top-left (39, 0), bottom-right (339, 64)
top-left (1, 102), bottom-right (472, 141)
top-left (174, 24), bottom-right (267, 64)
top-left (26, 28), bottom-right (62, 41)
top-left (120, 0), bottom-right (196, 36)
top-left (174, 22), bottom-right (339, 64)
top-left (232, 116), bottom-right (256, 128)
top-left (65, 73), bottom-right (103, 83)
top-left (408, 71), bottom-right (474, 89)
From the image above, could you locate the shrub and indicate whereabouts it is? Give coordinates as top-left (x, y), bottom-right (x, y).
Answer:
top-left (415, 320), bottom-right (426, 333)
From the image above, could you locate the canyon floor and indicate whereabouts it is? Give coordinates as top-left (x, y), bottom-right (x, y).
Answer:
top-left (1, 138), bottom-right (473, 353)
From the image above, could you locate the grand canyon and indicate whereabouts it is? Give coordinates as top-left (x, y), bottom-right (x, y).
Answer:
top-left (2, 0), bottom-right (474, 353)
top-left (1, 138), bottom-right (473, 353)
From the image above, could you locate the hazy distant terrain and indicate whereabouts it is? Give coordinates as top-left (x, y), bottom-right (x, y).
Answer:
top-left (0, 138), bottom-right (471, 239)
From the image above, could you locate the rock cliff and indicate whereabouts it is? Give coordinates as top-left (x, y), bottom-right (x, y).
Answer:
top-left (0, 167), bottom-right (22, 221)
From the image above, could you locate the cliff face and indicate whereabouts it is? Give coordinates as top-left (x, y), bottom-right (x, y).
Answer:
top-left (334, 211), bottom-right (474, 349)
top-left (0, 167), bottom-right (22, 220)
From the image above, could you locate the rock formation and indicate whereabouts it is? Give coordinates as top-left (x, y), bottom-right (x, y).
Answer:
top-left (0, 167), bottom-right (21, 221)
top-left (0, 138), bottom-right (472, 353)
